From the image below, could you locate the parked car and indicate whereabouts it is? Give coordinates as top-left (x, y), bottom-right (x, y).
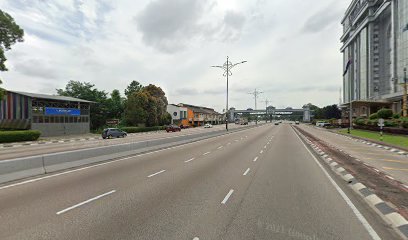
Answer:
top-left (316, 121), bottom-right (331, 127)
top-left (166, 125), bottom-right (181, 132)
top-left (102, 128), bottom-right (127, 139)
top-left (204, 123), bottom-right (213, 128)
top-left (179, 124), bottom-right (190, 129)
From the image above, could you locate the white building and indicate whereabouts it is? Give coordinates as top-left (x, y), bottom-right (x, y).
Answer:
top-left (166, 104), bottom-right (187, 124)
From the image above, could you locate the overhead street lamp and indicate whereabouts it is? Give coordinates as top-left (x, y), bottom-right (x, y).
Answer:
top-left (212, 56), bottom-right (247, 131)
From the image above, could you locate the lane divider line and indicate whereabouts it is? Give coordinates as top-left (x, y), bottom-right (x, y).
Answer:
top-left (56, 190), bottom-right (116, 215)
top-left (217, 146), bottom-right (224, 149)
top-left (253, 157), bottom-right (259, 162)
top-left (243, 168), bottom-right (250, 176)
top-left (147, 170), bottom-right (166, 178)
top-left (184, 158), bottom-right (195, 163)
top-left (293, 129), bottom-right (381, 240)
top-left (260, 150), bottom-right (264, 154)
top-left (203, 152), bottom-right (211, 156)
top-left (221, 189), bottom-right (234, 204)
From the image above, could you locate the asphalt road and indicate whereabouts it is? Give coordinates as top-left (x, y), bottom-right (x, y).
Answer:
top-left (0, 123), bottom-right (250, 160)
top-left (0, 123), bottom-right (398, 239)
top-left (298, 124), bottom-right (408, 185)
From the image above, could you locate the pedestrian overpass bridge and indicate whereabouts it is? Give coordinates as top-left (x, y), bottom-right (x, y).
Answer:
top-left (229, 108), bottom-right (312, 122)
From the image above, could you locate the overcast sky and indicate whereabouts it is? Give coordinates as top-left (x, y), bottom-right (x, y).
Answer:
top-left (0, 0), bottom-right (350, 111)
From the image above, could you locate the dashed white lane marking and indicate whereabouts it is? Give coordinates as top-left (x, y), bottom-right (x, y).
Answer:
top-left (184, 158), bottom-right (195, 163)
top-left (56, 190), bottom-right (116, 215)
top-left (260, 150), bottom-right (263, 154)
top-left (243, 168), bottom-right (250, 176)
top-left (253, 157), bottom-right (259, 162)
top-left (217, 146), bottom-right (224, 149)
top-left (264, 146), bottom-right (267, 149)
top-left (193, 237), bottom-right (199, 240)
top-left (227, 142), bottom-right (231, 145)
top-left (293, 130), bottom-right (381, 240)
top-left (221, 189), bottom-right (234, 204)
top-left (235, 139), bottom-right (239, 142)
top-left (147, 170), bottom-right (166, 178)
top-left (203, 152), bottom-right (211, 155)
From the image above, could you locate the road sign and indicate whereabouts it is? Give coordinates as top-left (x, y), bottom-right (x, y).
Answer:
top-left (106, 119), bottom-right (119, 125)
top-left (378, 118), bottom-right (384, 127)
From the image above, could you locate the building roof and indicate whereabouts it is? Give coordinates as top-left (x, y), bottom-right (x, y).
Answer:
top-left (178, 103), bottom-right (220, 115)
top-left (7, 90), bottom-right (93, 103)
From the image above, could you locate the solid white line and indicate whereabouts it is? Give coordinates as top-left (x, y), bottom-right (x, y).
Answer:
top-left (293, 129), bottom-right (381, 240)
top-left (203, 152), bottom-right (211, 155)
top-left (253, 157), bottom-right (258, 162)
top-left (221, 189), bottom-right (234, 204)
top-left (147, 170), bottom-right (166, 178)
top-left (243, 168), bottom-right (250, 176)
top-left (184, 158), bottom-right (195, 163)
top-left (56, 190), bottom-right (116, 215)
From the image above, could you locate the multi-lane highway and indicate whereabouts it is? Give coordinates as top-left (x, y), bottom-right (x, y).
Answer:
top-left (0, 123), bottom-right (399, 239)
top-left (0, 124), bottom-right (248, 160)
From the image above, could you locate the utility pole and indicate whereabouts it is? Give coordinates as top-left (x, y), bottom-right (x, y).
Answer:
top-left (248, 89), bottom-right (263, 125)
top-left (264, 98), bottom-right (269, 123)
top-left (212, 57), bottom-right (247, 131)
top-left (403, 68), bottom-right (407, 117)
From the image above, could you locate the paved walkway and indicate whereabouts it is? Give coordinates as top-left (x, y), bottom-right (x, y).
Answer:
top-left (298, 124), bottom-right (408, 186)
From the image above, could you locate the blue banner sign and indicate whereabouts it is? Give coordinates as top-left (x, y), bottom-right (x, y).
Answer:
top-left (45, 107), bottom-right (80, 116)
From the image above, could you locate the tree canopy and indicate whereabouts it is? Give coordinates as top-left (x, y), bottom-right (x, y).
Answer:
top-left (124, 80), bottom-right (143, 97)
top-left (0, 9), bottom-right (24, 99)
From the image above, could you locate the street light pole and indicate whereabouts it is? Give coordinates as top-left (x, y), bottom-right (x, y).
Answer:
top-left (403, 68), bottom-right (407, 117)
top-left (212, 57), bottom-right (247, 131)
top-left (248, 89), bottom-right (263, 125)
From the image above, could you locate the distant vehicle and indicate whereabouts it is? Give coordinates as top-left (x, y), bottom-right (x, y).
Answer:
top-left (204, 123), bottom-right (213, 128)
top-left (295, 121), bottom-right (300, 125)
top-left (102, 128), bottom-right (127, 139)
top-left (179, 124), bottom-right (190, 129)
top-left (166, 125), bottom-right (181, 132)
top-left (316, 121), bottom-right (330, 127)
top-left (274, 122), bottom-right (279, 125)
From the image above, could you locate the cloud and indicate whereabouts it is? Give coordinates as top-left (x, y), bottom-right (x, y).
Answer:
top-left (135, 0), bottom-right (246, 53)
top-left (13, 58), bottom-right (60, 79)
top-left (302, 1), bottom-right (343, 33)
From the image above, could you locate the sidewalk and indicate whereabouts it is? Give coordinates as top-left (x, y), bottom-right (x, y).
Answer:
top-left (298, 124), bottom-right (408, 186)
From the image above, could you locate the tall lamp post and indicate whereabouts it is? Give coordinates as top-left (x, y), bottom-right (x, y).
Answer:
top-left (403, 68), bottom-right (407, 117)
top-left (212, 56), bottom-right (247, 131)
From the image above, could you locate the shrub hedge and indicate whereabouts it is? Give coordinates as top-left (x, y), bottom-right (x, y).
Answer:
top-left (369, 113), bottom-right (378, 120)
top-left (0, 130), bottom-right (41, 143)
top-left (377, 108), bottom-right (393, 119)
top-left (121, 126), bottom-right (166, 133)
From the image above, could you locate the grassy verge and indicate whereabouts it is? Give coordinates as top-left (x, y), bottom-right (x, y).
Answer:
top-left (338, 129), bottom-right (408, 148)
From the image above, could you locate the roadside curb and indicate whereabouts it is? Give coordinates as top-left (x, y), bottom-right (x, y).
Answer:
top-left (294, 127), bottom-right (408, 240)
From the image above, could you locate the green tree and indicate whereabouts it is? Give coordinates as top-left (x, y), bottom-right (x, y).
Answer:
top-left (106, 89), bottom-right (124, 119)
top-left (124, 80), bottom-right (143, 97)
top-left (321, 104), bottom-right (341, 119)
top-left (56, 81), bottom-right (108, 130)
top-left (0, 10), bottom-right (24, 99)
top-left (124, 91), bottom-right (148, 126)
top-left (124, 84), bottom-right (169, 127)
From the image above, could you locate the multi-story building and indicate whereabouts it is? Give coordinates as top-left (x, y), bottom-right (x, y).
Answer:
top-left (166, 104), bottom-right (188, 125)
top-left (341, 0), bottom-right (408, 118)
top-left (177, 103), bottom-right (223, 127)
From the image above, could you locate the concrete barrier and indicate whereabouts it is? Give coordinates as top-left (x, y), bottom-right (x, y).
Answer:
top-left (0, 156), bottom-right (45, 183)
top-left (0, 124), bottom-right (263, 184)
